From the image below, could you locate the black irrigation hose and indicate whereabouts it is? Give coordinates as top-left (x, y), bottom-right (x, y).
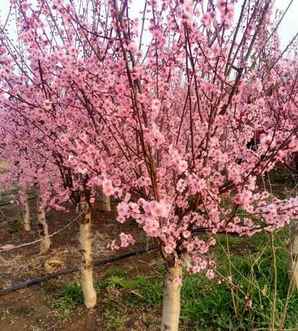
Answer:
top-left (0, 245), bottom-right (158, 296)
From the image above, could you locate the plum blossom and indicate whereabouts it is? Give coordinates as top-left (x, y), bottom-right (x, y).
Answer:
top-left (149, 200), bottom-right (171, 218)
top-left (102, 179), bottom-right (114, 196)
top-left (0, 0), bottom-right (297, 306)
top-left (202, 12), bottom-right (213, 27)
top-left (119, 232), bottom-right (135, 248)
top-left (117, 201), bottom-right (130, 223)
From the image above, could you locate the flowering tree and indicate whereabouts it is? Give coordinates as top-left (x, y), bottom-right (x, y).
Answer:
top-left (0, 107), bottom-right (100, 306)
top-left (0, 0), bottom-right (297, 329)
top-left (0, 86), bottom-right (100, 306)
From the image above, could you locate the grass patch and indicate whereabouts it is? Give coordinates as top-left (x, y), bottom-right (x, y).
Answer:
top-left (101, 297), bottom-right (128, 330)
top-left (97, 270), bottom-right (163, 307)
top-left (180, 230), bottom-right (298, 330)
top-left (98, 230), bottom-right (298, 330)
top-left (52, 282), bottom-right (83, 319)
top-left (123, 276), bottom-right (163, 306)
top-left (49, 230), bottom-right (298, 329)
top-left (97, 267), bottom-right (162, 330)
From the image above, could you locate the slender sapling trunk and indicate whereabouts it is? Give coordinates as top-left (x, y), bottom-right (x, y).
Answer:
top-left (161, 264), bottom-right (183, 331)
top-left (37, 198), bottom-right (51, 254)
top-left (23, 190), bottom-right (31, 232)
top-left (79, 200), bottom-right (97, 309)
top-left (99, 187), bottom-right (111, 211)
top-left (102, 194), bottom-right (111, 212)
top-left (290, 222), bottom-right (298, 288)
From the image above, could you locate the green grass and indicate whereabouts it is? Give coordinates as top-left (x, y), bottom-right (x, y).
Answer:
top-left (52, 282), bottom-right (84, 318)
top-left (179, 230), bottom-right (298, 330)
top-left (96, 268), bottom-right (163, 307)
top-left (51, 230), bottom-right (298, 330)
top-left (97, 230), bottom-right (298, 330)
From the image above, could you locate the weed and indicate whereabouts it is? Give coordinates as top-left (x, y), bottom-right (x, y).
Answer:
top-left (97, 270), bottom-right (163, 307)
top-left (178, 230), bottom-right (298, 330)
top-left (102, 298), bottom-right (127, 331)
top-left (105, 266), bottom-right (129, 278)
top-left (50, 230), bottom-right (298, 329)
top-left (124, 276), bottom-right (163, 307)
top-left (52, 282), bottom-right (83, 319)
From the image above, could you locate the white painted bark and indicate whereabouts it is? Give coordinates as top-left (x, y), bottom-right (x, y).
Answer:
top-left (161, 264), bottom-right (183, 331)
top-left (23, 191), bottom-right (31, 232)
top-left (290, 223), bottom-right (298, 288)
top-left (79, 201), bottom-right (97, 309)
top-left (99, 187), bottom-right (111, 211)
top-left (37, 199), bottom-right (51, 254)
top-left (102, 194), bottom-right (111, 212)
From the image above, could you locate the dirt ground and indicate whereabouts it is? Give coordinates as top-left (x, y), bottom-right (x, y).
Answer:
top-left (0, 200), bottom-right (160, 331)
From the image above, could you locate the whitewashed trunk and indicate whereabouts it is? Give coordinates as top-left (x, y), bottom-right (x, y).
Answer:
top-left (161, 264), bottom-right (182, 331)
top-left (102, 194), bottom-right (111, 212)
top-left (37, 199), bottom-right (51, 254)
top-left (290, 223), bottom-right (298, 288)
top-left (23, 191), bottom-right (31, 232)
top-left (79, 201), bottom-right (97, 309)
top-left (99, 187), bottom-right (111, 211)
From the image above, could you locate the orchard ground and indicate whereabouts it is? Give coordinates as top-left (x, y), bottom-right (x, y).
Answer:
top-left (0, 168), bottom-right (298, 331)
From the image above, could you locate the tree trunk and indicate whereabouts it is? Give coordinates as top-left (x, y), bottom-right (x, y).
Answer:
top-left (99, 187), bottom-right (111, 211)
top-left (79, 201), bottom-right (97, 309)
top-left (23, 191), bottom-right (31, 232)
top-left (37, 199), bottom-right (51, 254)
top-left (290, 222), bottom-right (298, 288)
top-left (102, 194), bottom-right (111, 212)
top-left (161, 264), bottom-right (182, 331)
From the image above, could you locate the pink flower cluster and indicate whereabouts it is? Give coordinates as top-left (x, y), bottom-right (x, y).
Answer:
top-left (0, 0), bottom-right (297, 276)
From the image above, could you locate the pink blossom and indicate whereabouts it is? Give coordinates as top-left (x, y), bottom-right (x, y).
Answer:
top-left (182, 230), bottom-right (191, 239)
top-left (117, 201), bottom-right (130, 219)
top-left (102, 179), bottom-right (114, 196)
top-left (177, 179), bottom-right (187, 193)
top-left (119, 233), bottom-right (135, 248)
top-left (206, 270), bottom-right (215, 280)
top-left (0, 0), bottom-right (296, 289)
top-left (202, 12), bottom-right (213, 27)
top-left (149, 200), bottom-right (171, 218)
